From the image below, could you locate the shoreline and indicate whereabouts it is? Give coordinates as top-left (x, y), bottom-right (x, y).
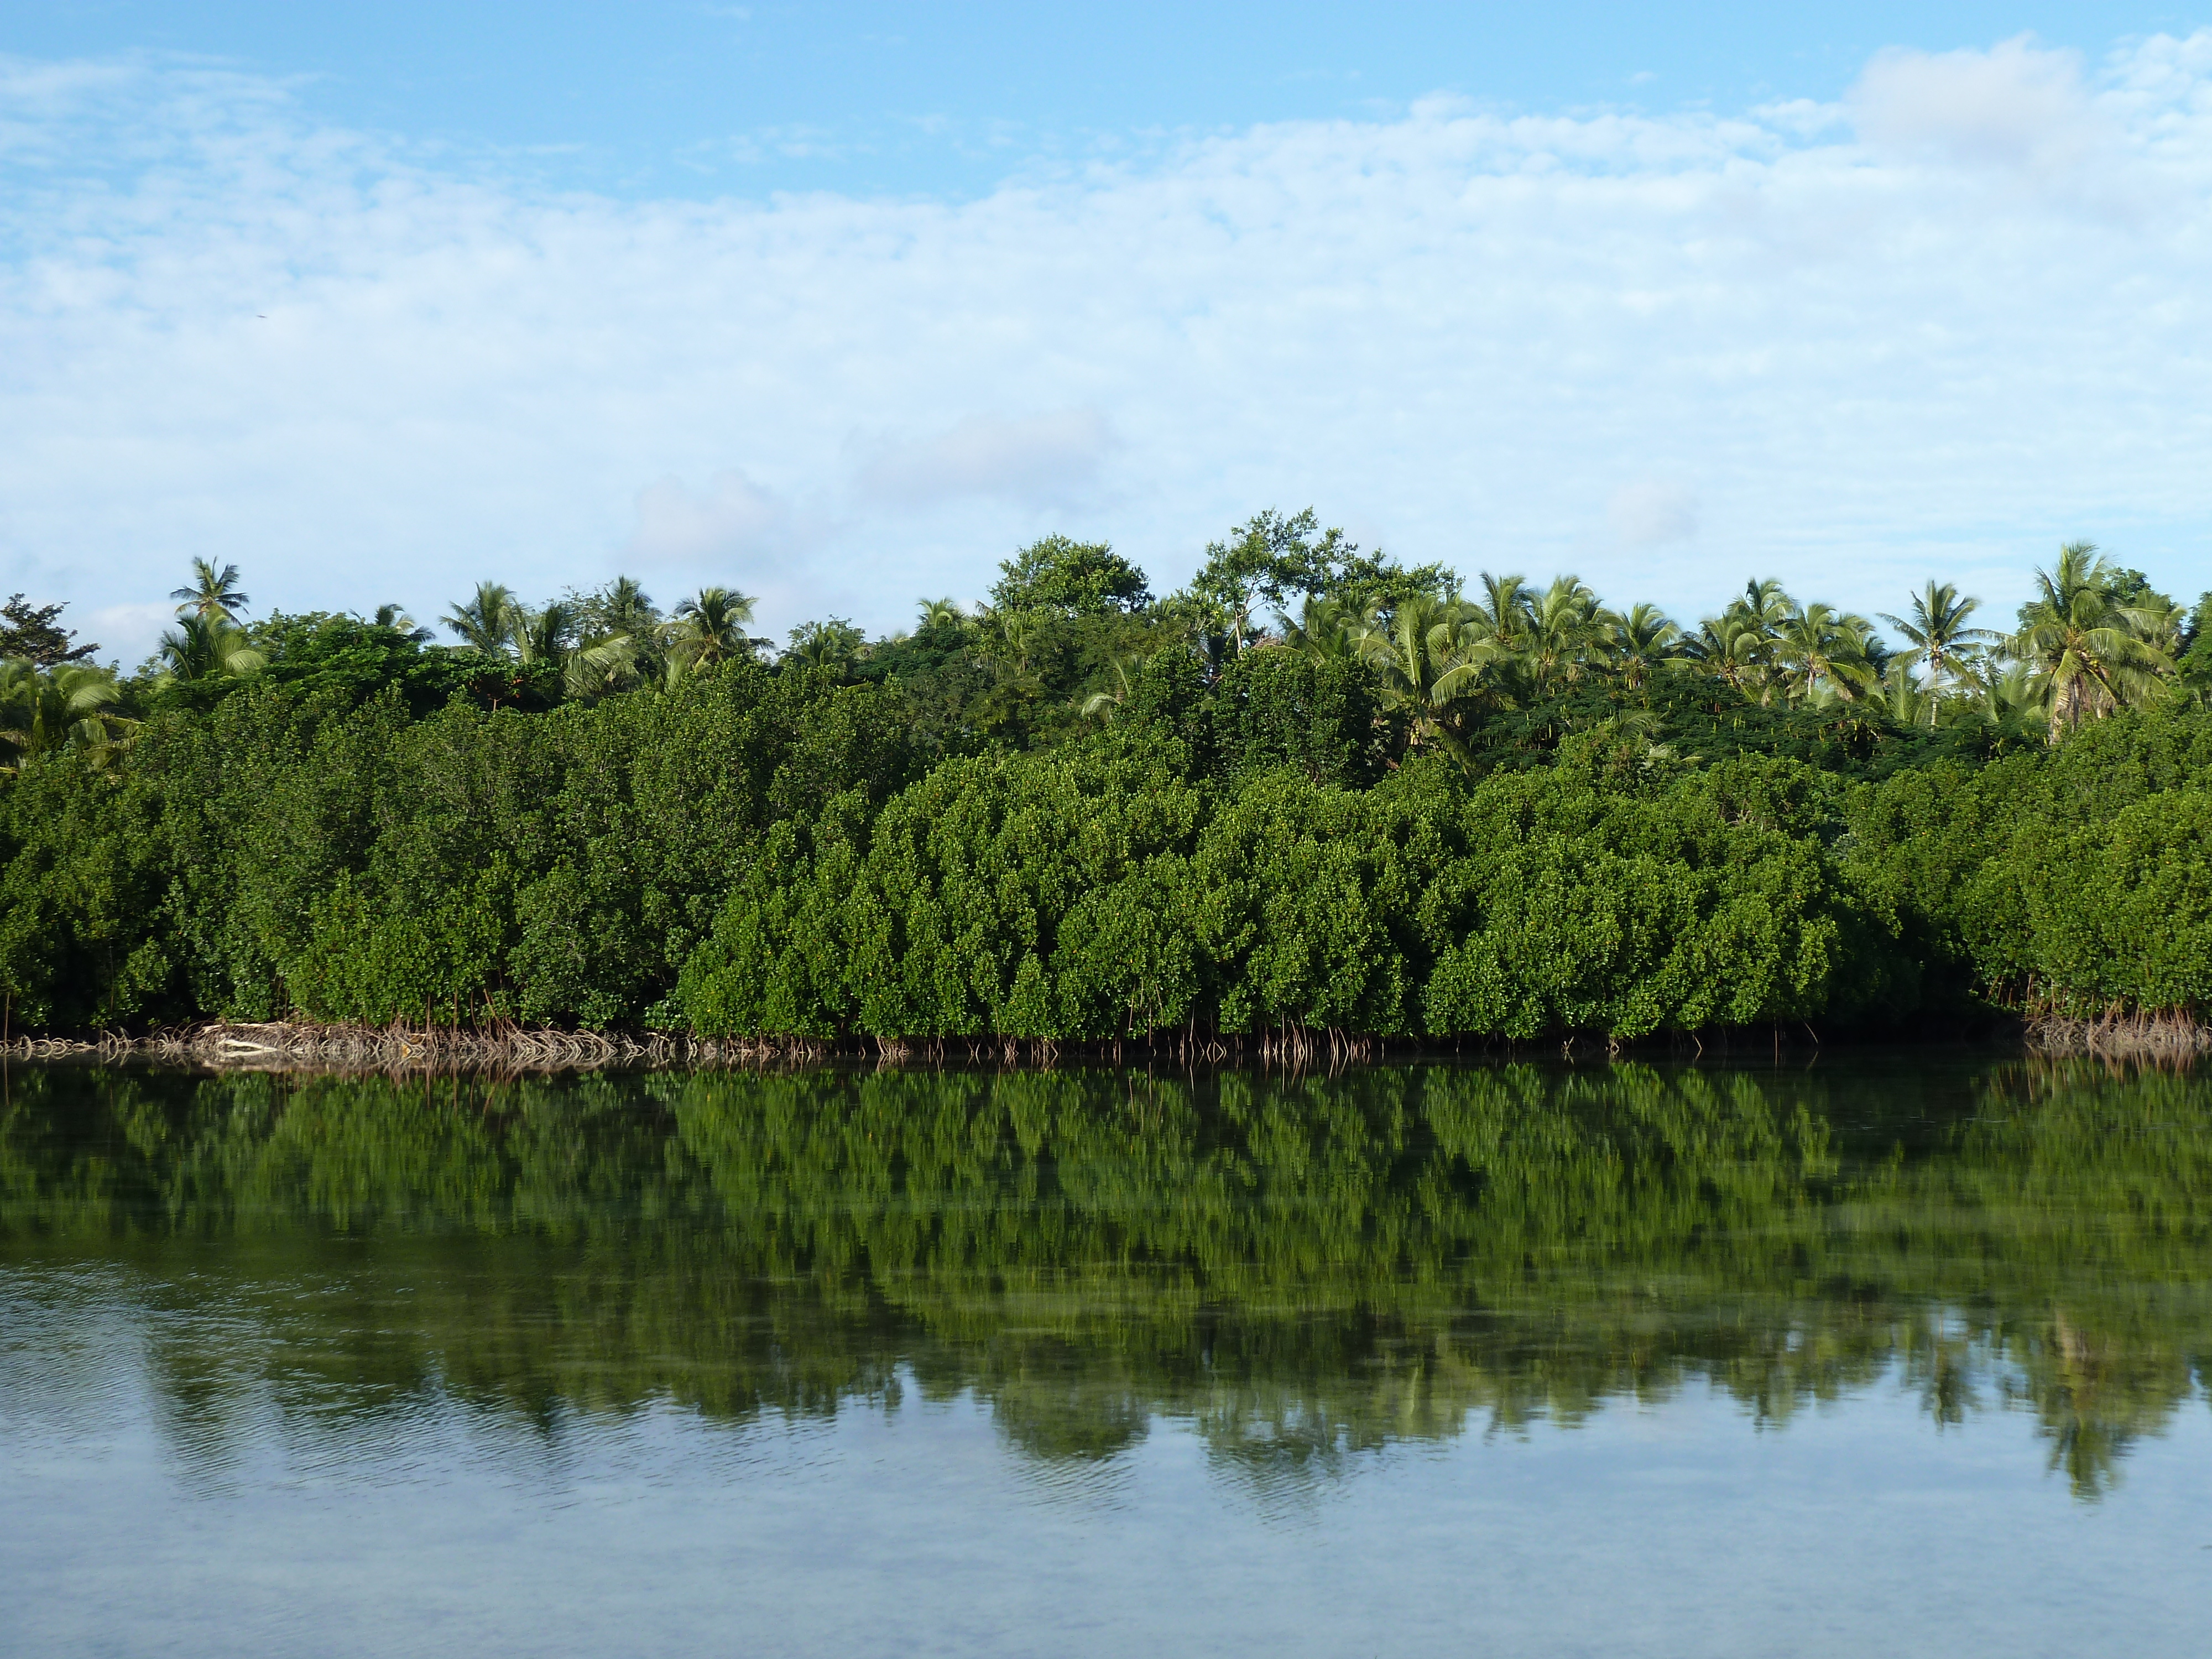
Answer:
top-left (6, 1014), bottom-right (2193, 1072)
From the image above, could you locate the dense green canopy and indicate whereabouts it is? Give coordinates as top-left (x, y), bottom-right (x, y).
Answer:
top-left (3, 524), bottom-right (2209, 1037)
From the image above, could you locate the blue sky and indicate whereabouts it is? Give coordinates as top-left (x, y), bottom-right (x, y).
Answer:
top-left (14, 2), bottom-right (2199, 195)
top-left (5, 4), bottom-right (2212, 661)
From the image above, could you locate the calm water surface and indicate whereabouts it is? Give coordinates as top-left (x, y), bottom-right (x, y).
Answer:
top-left (4, 1056), bottom-right (2211, 1657)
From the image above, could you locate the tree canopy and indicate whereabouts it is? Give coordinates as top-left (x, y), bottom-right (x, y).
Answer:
top-left (988, 535), bottom-right (1152, 617)
top-left (2, 524), bottom-right (2209, 1037)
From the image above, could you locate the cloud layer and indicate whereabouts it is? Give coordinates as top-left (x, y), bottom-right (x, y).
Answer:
top-left (4, 34), bottom-right (2211, 662)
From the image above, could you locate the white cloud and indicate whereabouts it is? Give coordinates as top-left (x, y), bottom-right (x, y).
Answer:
top-left (3, 36), bottom-right (2212, 646)
top-left (623, 469), bottom-right (792, 564)
top-left (1610, 481), bottom-right (1698, 547)
top-left (1848, 35), bottom-right (2104, 179)
top-left (79, 602), bottom-right (174, 672)
top-left (855, 409), bottom-right (1118, 509)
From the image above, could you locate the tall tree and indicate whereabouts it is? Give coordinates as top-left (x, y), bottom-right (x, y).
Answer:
top-left (156, 613), bottom-right (266, 683)
top-left (1079, 653), bottom-right (1147, 722)
top-left (1279, 596), bottom-right (1373, 663)
top-left (0, 596), bottom-right (97, 666)
top-left (371, 603), bottom-right (435, 644)
top-left (1357, 593), bottom-right (1490, 761)
top-left (1872, 659), bottom-right (1931, 728)
top-left (1688, 614), bottom-right (1773, 704)
top-left (1775, 603), bottom-right (1877, 705)
top-left (169, 559), bottom-right (251, 624)
top-left (916, 597), bottom-right (968, 633)
top-left (1183, 508), bottom-right (1348, 655)
top-left (1523, 576), bottom-right (1604, 697)
top-left (989, 537), bottom-right (1151, 617)
top-left (0, 661), bottom-right (133, 772)
top-left (784, 617), bottom-right (865, 676)
top-left (665, 588), bottom-right (762, 679)
top-left (1461, 573), bottom-right (1536, 656)
top-left (444, 582), bottom-right (518, 655)
top-left (1599, 602), bottom-right (1682, 690)
top-left (1879, 582), bottom-right (1996, 723)
top-left (565, 634), bottom-right (642, 701)
top-left (2011, 542), bottom-right (2173, 736)
top-left (578, 575), bottom-right (661, 640)
top-left (508, 600), bottom-right (576, 667)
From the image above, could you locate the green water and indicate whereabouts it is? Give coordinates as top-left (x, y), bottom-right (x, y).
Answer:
top-left (4, 1056), bottom-right (2211, 1656)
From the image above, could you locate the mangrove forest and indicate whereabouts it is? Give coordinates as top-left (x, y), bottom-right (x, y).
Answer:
top-left (5, 514), bottom-right (2211, 1044)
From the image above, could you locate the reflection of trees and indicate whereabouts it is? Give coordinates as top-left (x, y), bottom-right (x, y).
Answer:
top-left (5, 1056), bottom-right (2211, 1500)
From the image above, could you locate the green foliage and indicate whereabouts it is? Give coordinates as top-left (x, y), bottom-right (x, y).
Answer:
top-left (246, 613), bottom-right (505, 716)
top-left (0, 594), bottom-right (97, 666)
top-left (13, 542), bottom-right (2212, 1035)
top-left (677, 740), bottom-right (1915, 1041)
top-left (1841, 707), bottom-right (2212, 1014)
top-left (0, 660), bottom-right (134, 773)
top-left (1180, 507), bottom-right (1452, 654)
top-left (1206, 650), bottom-right (1382, 786)
top-left (0, 663), bottom-right (925, 1031)
top-left (0, 750), bottom-right (174, 1027)
top-left (988, 535), bottom-right (1152, 617)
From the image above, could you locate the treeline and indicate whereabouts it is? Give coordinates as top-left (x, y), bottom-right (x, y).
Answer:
top-left (9, 1060), bottom-right (2208, 1494)
top-left (3, 518), bottom-right (2211, 1037)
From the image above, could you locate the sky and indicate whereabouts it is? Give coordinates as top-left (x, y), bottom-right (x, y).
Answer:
top-left (4, 3), bottom-right (2211, 665)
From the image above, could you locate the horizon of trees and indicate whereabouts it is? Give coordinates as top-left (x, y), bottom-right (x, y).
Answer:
top-left (4, 510), bottom-right (2212, 1042)
top-left (5, 511), bottom-right (2208, 777)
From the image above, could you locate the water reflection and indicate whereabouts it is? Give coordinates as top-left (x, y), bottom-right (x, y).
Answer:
top-left (4, 1056), bottom-right (2210, 1503)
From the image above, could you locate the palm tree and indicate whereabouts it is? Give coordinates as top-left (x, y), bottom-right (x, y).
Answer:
top-left (1599, 602), bottom-right (1682, 690)
top-left (1358, 593), bottom-right (1491, 760)
top-left (1956, 655), bottom-right (2047, 743)
top-left (1689, 580), bottom-right (1793, 705)
top-left (1731, 577), bottom-right (1795, 636)
top-left (507, 599), bottom-right (575, 667)
top-left (664, 588), bottom-right (760, 676)
top-left (785, 618), bottom-right (865, 676)
top-left (565, 633), bottom-right (641, 701)
top-left (1461, 573), bottom-right (1535, 655)
top-left (1689, 614), bottom-right (1773, 703)
top-left (1523, 575), bottom-right (1603, 696)
top-left (972, 607), bottom-right (1038, 675)
top-left (156, 613), bottom-right (266, 683)
top-left (1873, 659), bottom-right (1931, 728)
top-left (916, 597), bottom-right (968, 633)
top-left (593, 576), bottom-right (660, 638)
top-left (1081, 653), bottom-right (1147, 723)
top-left (169, 559), bottom-right (250, 624)
top-left (0, 660), bottom-right (135, 772)
top-left (444, 582), bottom-right (517, 655)
top-left (371, 603), bottom-right (435, 644)
top-left (1278, 595), bottom-right (1373, 662)
top-left (1572, 708), bottom-right (1681, 776)
top-left (1878, 582), bottom-right (1996, 723)
top-left (1774, 603), bottom-right (1877, 704)
top-left (2011, 542), bottom-right (2172, 737)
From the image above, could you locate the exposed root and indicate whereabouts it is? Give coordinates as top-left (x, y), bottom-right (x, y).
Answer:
top-left (2025, 1008), bottom-right (2212, 1061)
top-left (0, 1020), bottom-right (1394, 1075)
top-left (0, 1021), bottom-right (830, 1074)
top-left (0, 1016), bottom-right (2063, 1075)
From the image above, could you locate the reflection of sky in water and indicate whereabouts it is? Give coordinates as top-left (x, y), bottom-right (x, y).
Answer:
top-left (7, 1268), bottom-right (2212, 1657)
top-left (7, 1058), bottom-right (2212, 1653)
